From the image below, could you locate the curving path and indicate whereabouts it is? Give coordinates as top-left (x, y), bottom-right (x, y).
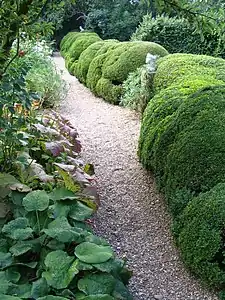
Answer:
top-left (54, 54), bottom-right (218, 300)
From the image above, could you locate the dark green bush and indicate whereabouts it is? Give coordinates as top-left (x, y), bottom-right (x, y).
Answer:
top-left (140, 86), bottom-right (225, 213)
top-left (131, 14), bottom-right (224, 57)
top-left (139, 53), bottom-right (225, 220)
top-left (174, 183), bottom-right (225, 286)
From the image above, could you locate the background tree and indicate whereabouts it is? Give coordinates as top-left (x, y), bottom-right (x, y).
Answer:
top-left (0, 0), bottom-right (75, 78)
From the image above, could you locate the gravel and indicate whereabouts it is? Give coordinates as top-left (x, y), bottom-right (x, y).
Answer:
top-left (53, 54), bottom-right (218, 300)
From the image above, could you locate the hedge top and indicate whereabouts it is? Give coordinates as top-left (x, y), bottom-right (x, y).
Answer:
top-left (154, 53), bottom-right (225, 91)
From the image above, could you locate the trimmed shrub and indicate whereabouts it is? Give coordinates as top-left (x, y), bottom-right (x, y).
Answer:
top-left (139, 54), bottom-right (225, 218)
top-left (131, 14), bottom-right (224, 57)
top-left (92, 41), bottom-right (168, 103)
top-left (164, 86), bottom-right (225, 197)
top-left (75, 40), bottom-right (117, 84)
top-left (154, 53), bottom-right (225, 92)
top-left (60, 31), bottom-right (80, 57)
top-left (95, 77), bottom-right (123, 104)
top-left (67, 32), bottom-right (101, 61)
top-left (102, 42), bottom-right (168, 83)
top-left (86, 41), bottom-right (119, 92)
top-left (174, 183), bottom-right (225, 286)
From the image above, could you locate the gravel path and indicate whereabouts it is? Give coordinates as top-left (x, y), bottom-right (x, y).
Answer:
top-left (54, 55), bottom-right (218, 300)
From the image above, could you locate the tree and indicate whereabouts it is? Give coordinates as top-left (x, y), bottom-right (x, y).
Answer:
top-left (0, 0), bottom-right (75, 78)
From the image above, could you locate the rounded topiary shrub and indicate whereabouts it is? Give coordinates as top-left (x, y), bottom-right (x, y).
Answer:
top-left (60, 31), bottom-right (80, 57)
top-left (138, 78), bottom-right (224, 173)
top-left (163, 86), bottom-right (225, 198)
top-left (91, 41), bottom-right (168, 103)
top-left (154, 53), bottom-right (225, 92)
top-left (174, 182), bottom-right (225, 286)
top-left (86, 42), bottom-right (119, 92)
top-left (75, 40), bottom-right (118, 84)
top-left (64, 32), bottom-right (102, 75)
top-left (131, 14), bottom-right (224, 57)
top-left (139, 85), bottom-right (225, 217)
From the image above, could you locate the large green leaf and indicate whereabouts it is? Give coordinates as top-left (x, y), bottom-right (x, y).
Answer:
top-left (43, 217), bottom-right (85, 243)
top-left (22, 190), bottom-right (49, 212)
top-left (0, 239), bottom-right (8, 253)
top-left (92, 258), bottom-right (124, 273)
top-left (112, 280), bottom-right (133, 300)
top-left (2, 218), bottom-right (33, 240)
top-left (78, 273), bottom-right (116, 295)
top-left (42, 250), bottom-right (78, 289)
top-left (0, 174), bottom-right (19, 186)
top-left (75, 242), bottom-right (113, 264)
top-left (9, 242), bottom-right (33, 257)
top-left (8, 283), bottom-right (31, 298)
top-left (0, 252), bottom-right (13, 270)
top-left (31, 278), bottom-right (49, 299)
top-left (69, 201), bottom-right (93, 221)
top-left (51, 202), bottom-right (71, 218)
top-left (0, 271), bottom-right (10, 294)
top-left (49, 188), bottom-right (77, 201)
top-left (85, 235), bottom-right (109, 246)
top-left (5, 268), bottom-right (20, 284)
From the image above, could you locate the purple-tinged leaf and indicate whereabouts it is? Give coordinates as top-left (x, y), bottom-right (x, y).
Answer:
top-left (45, 142), bottom-right (64, 157)
top-left (54, 163), bottom-right (76, 172)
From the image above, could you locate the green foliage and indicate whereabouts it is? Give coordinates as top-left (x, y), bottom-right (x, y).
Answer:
top-left (62, 31), bottom-right (168, 103)
top-left (86, 42), bottom-right (119, 92)
top-left (84, 0), bottom-right (149, 41)
top-left (75, 41), bottom-right (114, 84)
top-left (154, 53), bottom-right (225, 92)
top-left (131, 14), bottom-right (224, 57)
top-left (60, 32), bottom-right (81, 58)
top-left (138, 51), bottom-right (225, 287)
top-left (66, 32), bottom-right (102, 75)
top-left (120, 66), bottom-right (153, 113)
top-left (0, 0), bottom-right (75, 76)
top-left (0, 108), bottom-right (133, 299)
top-left (173, 183), bottom-right (225, 286)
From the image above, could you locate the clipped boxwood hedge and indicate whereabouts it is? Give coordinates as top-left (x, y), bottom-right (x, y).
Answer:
top-left (94, 41), bottom-right (168, 104)
top-left (60, 32), bottom-right (80, 58)
top-left (61, 32), bottom-right (168, 104)
top-left (75, 40), bottom-right (118, 84)
top-left (139, 52), bottom-right (225, 288)
top-left (154, 53), bottom-right (225, 92)
top-left (86, 42), bottom-right (119, 93)
top-left (173, 182), bottom-right (225, 286)
top-left (63, 32), bottom-right (102, 75)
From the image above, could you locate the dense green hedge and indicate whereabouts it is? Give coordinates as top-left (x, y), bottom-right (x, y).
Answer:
top-left (61, 31), bottom-right (168, 104)
top-left (173, 183), bottom-right (225, 286)
top-left (138, 53), bottom-right (225, 288)
top-left (131, 14), bottom-right (224, 57)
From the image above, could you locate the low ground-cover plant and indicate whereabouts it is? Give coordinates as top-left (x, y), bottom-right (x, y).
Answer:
top-left (0, 110), bottom-right (133, 300)
top-left (120, 54), bottom-right (158, 113)
top-left (120, 66), bottom-right (152, 113)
